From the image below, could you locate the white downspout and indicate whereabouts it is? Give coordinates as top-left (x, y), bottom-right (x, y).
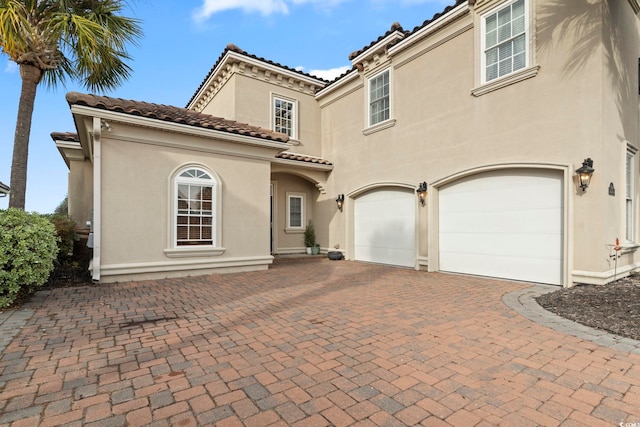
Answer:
top-left (92, 117), bottom-right (102, 282)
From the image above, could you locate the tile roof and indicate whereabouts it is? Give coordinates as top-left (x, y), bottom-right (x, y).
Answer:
top-left (66, 92), bottom-right (289, 143)
top-left (348, 1), bottom-right (467, 61)
top-left (402, 0), bottom-right (467, 40)
top-left (276, 152), bottom-right (333, 166)
top-left (348, 22), bottom-right (407, 61)
top-left (322, 0), bottom-right (467, 89)
top-left (51, 132), bottom-right (80, 142)
top-left (186, 44), bottom-right (329, 108)
top-left (0, 181), bottom-right (9, 193)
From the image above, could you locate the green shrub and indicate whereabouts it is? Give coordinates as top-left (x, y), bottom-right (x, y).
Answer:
top-left (47, 214), bottom-right (78, 263)
top-left (304, 221), bottom-right (316, 247)
top-left (0, 209), bottom-right (59, 308)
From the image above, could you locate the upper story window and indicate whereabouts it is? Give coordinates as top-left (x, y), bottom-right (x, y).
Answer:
top-left (369, 69), bottom-right (390, 126)
top-left (483, 0), bottom-right (527, 83)
top-left (273, 95), bottom-right (297, 139)
top-left (175, 168), bottom-right (216, 247)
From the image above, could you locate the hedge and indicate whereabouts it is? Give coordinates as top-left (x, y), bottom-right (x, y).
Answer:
top-left (0, 209), bottom-right (58, 308)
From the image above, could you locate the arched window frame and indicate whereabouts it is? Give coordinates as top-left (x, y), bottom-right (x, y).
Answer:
top-left (164, 165), bottom-right (225, 258)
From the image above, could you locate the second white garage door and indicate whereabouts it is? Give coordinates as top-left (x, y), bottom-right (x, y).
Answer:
top-left (354, 188), bottom-right (416, 267)
top-left (439, 169), bottom-right (563, 285)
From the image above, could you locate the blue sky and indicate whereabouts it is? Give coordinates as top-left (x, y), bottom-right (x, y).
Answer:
top-left (0, 0), bottom-right (452, 213)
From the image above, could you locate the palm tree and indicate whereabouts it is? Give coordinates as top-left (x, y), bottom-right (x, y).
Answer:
top-left (0, 0), bottom-right (141, 209)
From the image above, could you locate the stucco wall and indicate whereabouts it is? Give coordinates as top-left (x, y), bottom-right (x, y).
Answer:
top-left (68, 159), bottom-right (93, 227)
top-left (598, 0), bottom-right (640, 275)
top-left (202, 74), bottom-right (323, 157)
top-left (199, 77), bottom-right (237, 121)
top-left (96, 124), bottom-right (276, 281)
top-left (313, 0), bottom-right (640, 284)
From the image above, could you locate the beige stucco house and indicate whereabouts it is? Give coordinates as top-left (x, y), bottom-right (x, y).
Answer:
top-left (55, 0), bottom-right (640, 287)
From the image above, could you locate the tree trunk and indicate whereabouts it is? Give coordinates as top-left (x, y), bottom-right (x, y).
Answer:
top-left (9, 64), bottom-right (42, 210)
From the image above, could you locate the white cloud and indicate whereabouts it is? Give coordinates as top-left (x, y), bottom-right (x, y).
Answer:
top-left (4, 61), bottom-right (17, 73)
top-left (306, 65), bottom-right (351, 81)
top-left (193, 0), bottom-right (348, 21)
top-left (193, 0), bottom-right (288, 21)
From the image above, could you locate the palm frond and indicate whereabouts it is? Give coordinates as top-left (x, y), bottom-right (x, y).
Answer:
top-left (1, 0), bottom-right (141, 90)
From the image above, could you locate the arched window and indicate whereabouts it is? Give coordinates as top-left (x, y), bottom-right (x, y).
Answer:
top-left (175, 167), bottom-right (217, 247)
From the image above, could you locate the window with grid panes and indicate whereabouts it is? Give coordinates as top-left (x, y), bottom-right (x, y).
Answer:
top-left (175, 168), bottom-right (215, 246)
top-left (484, 0), bottom-right (526, 82)
top-left (369, 70), bottom-right (390, 126)
top-left (288, 195), bottom-right (303, 228)
top-left (273, 97), bottom-right (295, 137)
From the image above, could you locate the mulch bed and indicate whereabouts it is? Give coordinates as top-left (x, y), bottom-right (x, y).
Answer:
top-left (536, 274), bottom-right (640, 341)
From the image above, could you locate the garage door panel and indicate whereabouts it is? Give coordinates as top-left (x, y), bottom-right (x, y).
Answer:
top-left (441, 208), bottom-right (562, 234)
top-left (355, 246), bottom-right (415, 267)
top-left (439, 169), bottom-right (563, 285)
top-left (355, 189), bottom-right (415, 268)
top-left (442, 179), bottom-right (560, 212)
top-left (440, 232), bottom-right (562, 259)
top-left (439, 252), bottom-right (561, 285)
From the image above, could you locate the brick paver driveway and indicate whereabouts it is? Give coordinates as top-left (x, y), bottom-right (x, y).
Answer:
top-left (1, 259), bottom-right (640, 426)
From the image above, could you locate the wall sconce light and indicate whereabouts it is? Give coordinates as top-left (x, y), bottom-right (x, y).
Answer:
top-left (336, 194), bottom-right (345, 212)
top-left (576, 158), bottom-right (594, 191)
top-left (416, 181), bottom-right (428, 206)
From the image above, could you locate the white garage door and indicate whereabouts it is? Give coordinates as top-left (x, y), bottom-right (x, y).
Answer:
top-left (439, 169), bottom-right (563, 285)
top-left (354, 188), bottom-right (416, 267)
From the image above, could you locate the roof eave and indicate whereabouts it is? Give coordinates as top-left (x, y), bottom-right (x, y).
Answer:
top-left (387, 2), bottom-right (470, 57)
top-left (349, 30), bottom-right (406, 66)
top-left (70, 105), bottom-right (293, 151)
top-left (272, 158), bottom-right (334, 171)
top-left (53, 139), bottom-right (84, 169)
top-left (187, 50), bottom-right (327, 111)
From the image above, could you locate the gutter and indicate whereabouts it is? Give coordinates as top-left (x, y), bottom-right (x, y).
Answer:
top-left (92, 117), bottom-right (102, 282)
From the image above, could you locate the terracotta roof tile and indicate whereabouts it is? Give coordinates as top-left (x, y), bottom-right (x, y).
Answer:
top-left (399, 0), bottom-right (467, 43)
top-left (51, 132), bottom-right (80, 142)
top-left (322, 0), bottom-right (467, 89)
top-left (348, 22), bottom-right (407, 61)
top-left (276, 152), bottom-right (333, 166)
top-left (66, 92), bottom-right (289, 143)
top-left (187, 44), bottom-right (329, 107)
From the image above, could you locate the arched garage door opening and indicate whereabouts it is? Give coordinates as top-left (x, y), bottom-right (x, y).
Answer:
top-left (354, 187), bottom-right (416, 268)
top-left (438, 169), bottom-right (563, 285)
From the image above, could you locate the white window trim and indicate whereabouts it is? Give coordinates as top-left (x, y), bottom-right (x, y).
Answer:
top-left (165, 164), bottom-right (225, 258)
top-left (364, 68), bottom-right (395, 132)
top-left (472, 0), bottom-right (538, 97)
top-left (285, 192), bottom-right (305, 232)
top-left (271, 93), bottom-right (298, 141)
top-left (626, 146), bottom-right (637, 242)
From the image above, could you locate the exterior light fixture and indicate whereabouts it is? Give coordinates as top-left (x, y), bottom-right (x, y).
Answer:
top-left (576, 158), bottom-right (594, 191)
top-left (336, 194), bottom-right (345, 211)
top-left (416, 182), bottom-right (428, 206)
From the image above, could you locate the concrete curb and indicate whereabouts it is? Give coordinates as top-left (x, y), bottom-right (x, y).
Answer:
top-left (503, 285), bottom-right (640, 355)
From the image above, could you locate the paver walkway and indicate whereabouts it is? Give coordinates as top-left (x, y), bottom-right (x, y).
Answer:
top-left (1, 258), bottom-right (639, 426)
